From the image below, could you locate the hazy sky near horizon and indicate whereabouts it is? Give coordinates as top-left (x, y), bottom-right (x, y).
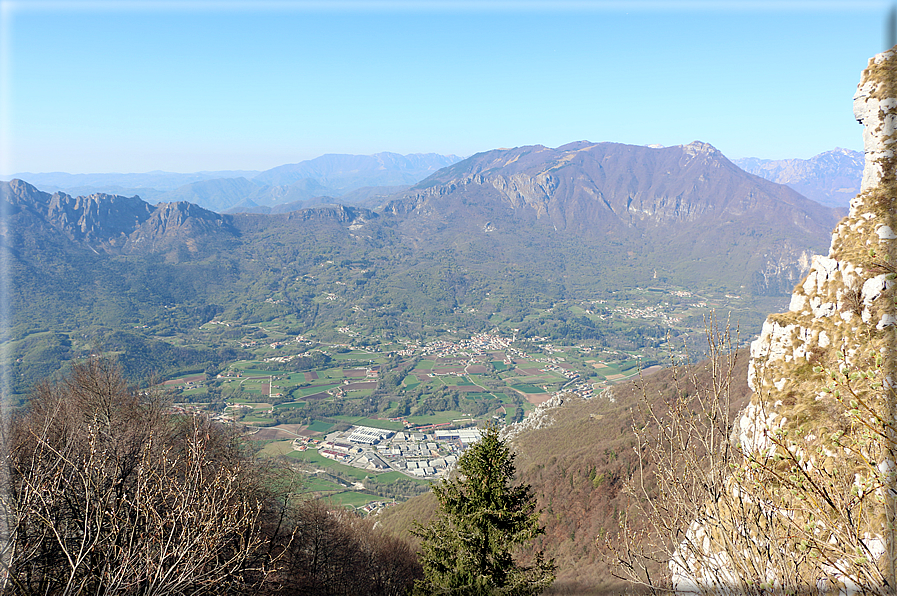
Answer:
top-left (1, 1), bottom-right (893, 175)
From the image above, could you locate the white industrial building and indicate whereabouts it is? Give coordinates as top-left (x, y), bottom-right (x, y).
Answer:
top-left (434, 428), bottom-right (482, 445)
top-left (347, 426), bottom-right (394, 445)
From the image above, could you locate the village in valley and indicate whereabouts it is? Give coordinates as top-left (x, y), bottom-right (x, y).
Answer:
top-left (159, 284), bottom-right (763, 511)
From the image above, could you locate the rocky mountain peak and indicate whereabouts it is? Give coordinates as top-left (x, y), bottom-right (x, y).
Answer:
top-left (681, 140), bottom-right (720, 157)
top-left (1, 179), bottom-right (238, 259)
top-left (2, 179), bottom-right (154, 246)
top-left (121, 200), bottom-right (234, 259)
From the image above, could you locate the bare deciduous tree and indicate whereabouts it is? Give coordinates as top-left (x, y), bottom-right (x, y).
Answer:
top-left (279, 499), bottom-right (422, 596)
top-left (0, 358), bottom-right (423, 596)
top-left (0, 358), bottom-right (279, 595)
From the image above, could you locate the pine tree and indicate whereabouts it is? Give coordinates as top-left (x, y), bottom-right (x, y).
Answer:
top-left (412, 424), bottom-right (556, 596)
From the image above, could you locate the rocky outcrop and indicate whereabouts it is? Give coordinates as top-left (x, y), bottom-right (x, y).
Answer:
top-left (123, 201), bottom-right (236, 258)
top-left (2, 180), bottom-right (154, 248)
top-left (853, 51), bottom-right (897, 192)
top-left (747, 45), bottom-right (896, 404)
top-left (501, 389), bottom-right (599, 442)
top-left (672, 46), bottom-right (897, 595)
top-left (1, 179), bottom-right (239, 258)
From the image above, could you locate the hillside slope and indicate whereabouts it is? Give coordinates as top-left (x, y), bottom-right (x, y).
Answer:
top-left (376, 348), bottom-right (753, 594)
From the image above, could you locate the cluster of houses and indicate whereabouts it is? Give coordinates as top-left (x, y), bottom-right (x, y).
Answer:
top-left (418, 332), bottom-right (518, 360)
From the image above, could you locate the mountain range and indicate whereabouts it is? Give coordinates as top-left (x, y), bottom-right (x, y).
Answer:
top-left (10, 152), bottom-right (462, 213)
top-left (2, 139), bottom-right (842, 394)
top-left (11, 146), bottom-right (864, 215)
top-left (733, 147), bottom-right (863, 209)
top-left (5, 140), bottom-right (840, 289)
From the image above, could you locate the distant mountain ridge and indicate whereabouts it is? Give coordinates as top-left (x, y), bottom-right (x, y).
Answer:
top-left (733, 147), bottom-right (863, 208)
top-left (10, 152), bottom-right (463, 213)
top-left (12, 148), bottom-right (864, 215)
top-left (5, 140), bottom-right (841, 299)
top-left (253, 152), bottom-right (462, 188)
top-left (8, 170), bottom-right (261, 193)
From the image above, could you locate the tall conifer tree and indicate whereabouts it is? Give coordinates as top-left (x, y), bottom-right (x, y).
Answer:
top-left (412, 425), bottom-right (556, 596)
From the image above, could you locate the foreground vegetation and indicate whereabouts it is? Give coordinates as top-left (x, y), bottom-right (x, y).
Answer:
top-left (3, 359), bottom-right (421, 595)
top-left (5, 320), bottom-right (778, 596)
top-left (377, 344), bottom-right (755, 594)
top-left (3, 358), bottom-right (570, 596)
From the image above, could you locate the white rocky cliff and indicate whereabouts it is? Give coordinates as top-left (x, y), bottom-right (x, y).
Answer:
top-left (672, 46), bottom-right (897, 595)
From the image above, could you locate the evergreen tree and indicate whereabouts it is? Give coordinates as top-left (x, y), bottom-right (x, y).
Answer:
top-left (412, 424), bottom-right (556, 596)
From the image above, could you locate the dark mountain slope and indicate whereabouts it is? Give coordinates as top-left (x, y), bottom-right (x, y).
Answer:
top-left (121, 201), bottom-right (239, 261)
top-left (1, 181), bottom-right (244, 383)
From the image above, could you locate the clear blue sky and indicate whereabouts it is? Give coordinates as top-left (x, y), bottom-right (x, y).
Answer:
top-left (0, 1), bottom-right (892, 174)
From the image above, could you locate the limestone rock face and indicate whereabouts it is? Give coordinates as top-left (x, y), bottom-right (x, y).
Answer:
top-left (854, 48), bottom-right (897, 192)
top-left (672, 46), bottom-right (897, 594)
top-left (748, 44), bottom-right (896, 425)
